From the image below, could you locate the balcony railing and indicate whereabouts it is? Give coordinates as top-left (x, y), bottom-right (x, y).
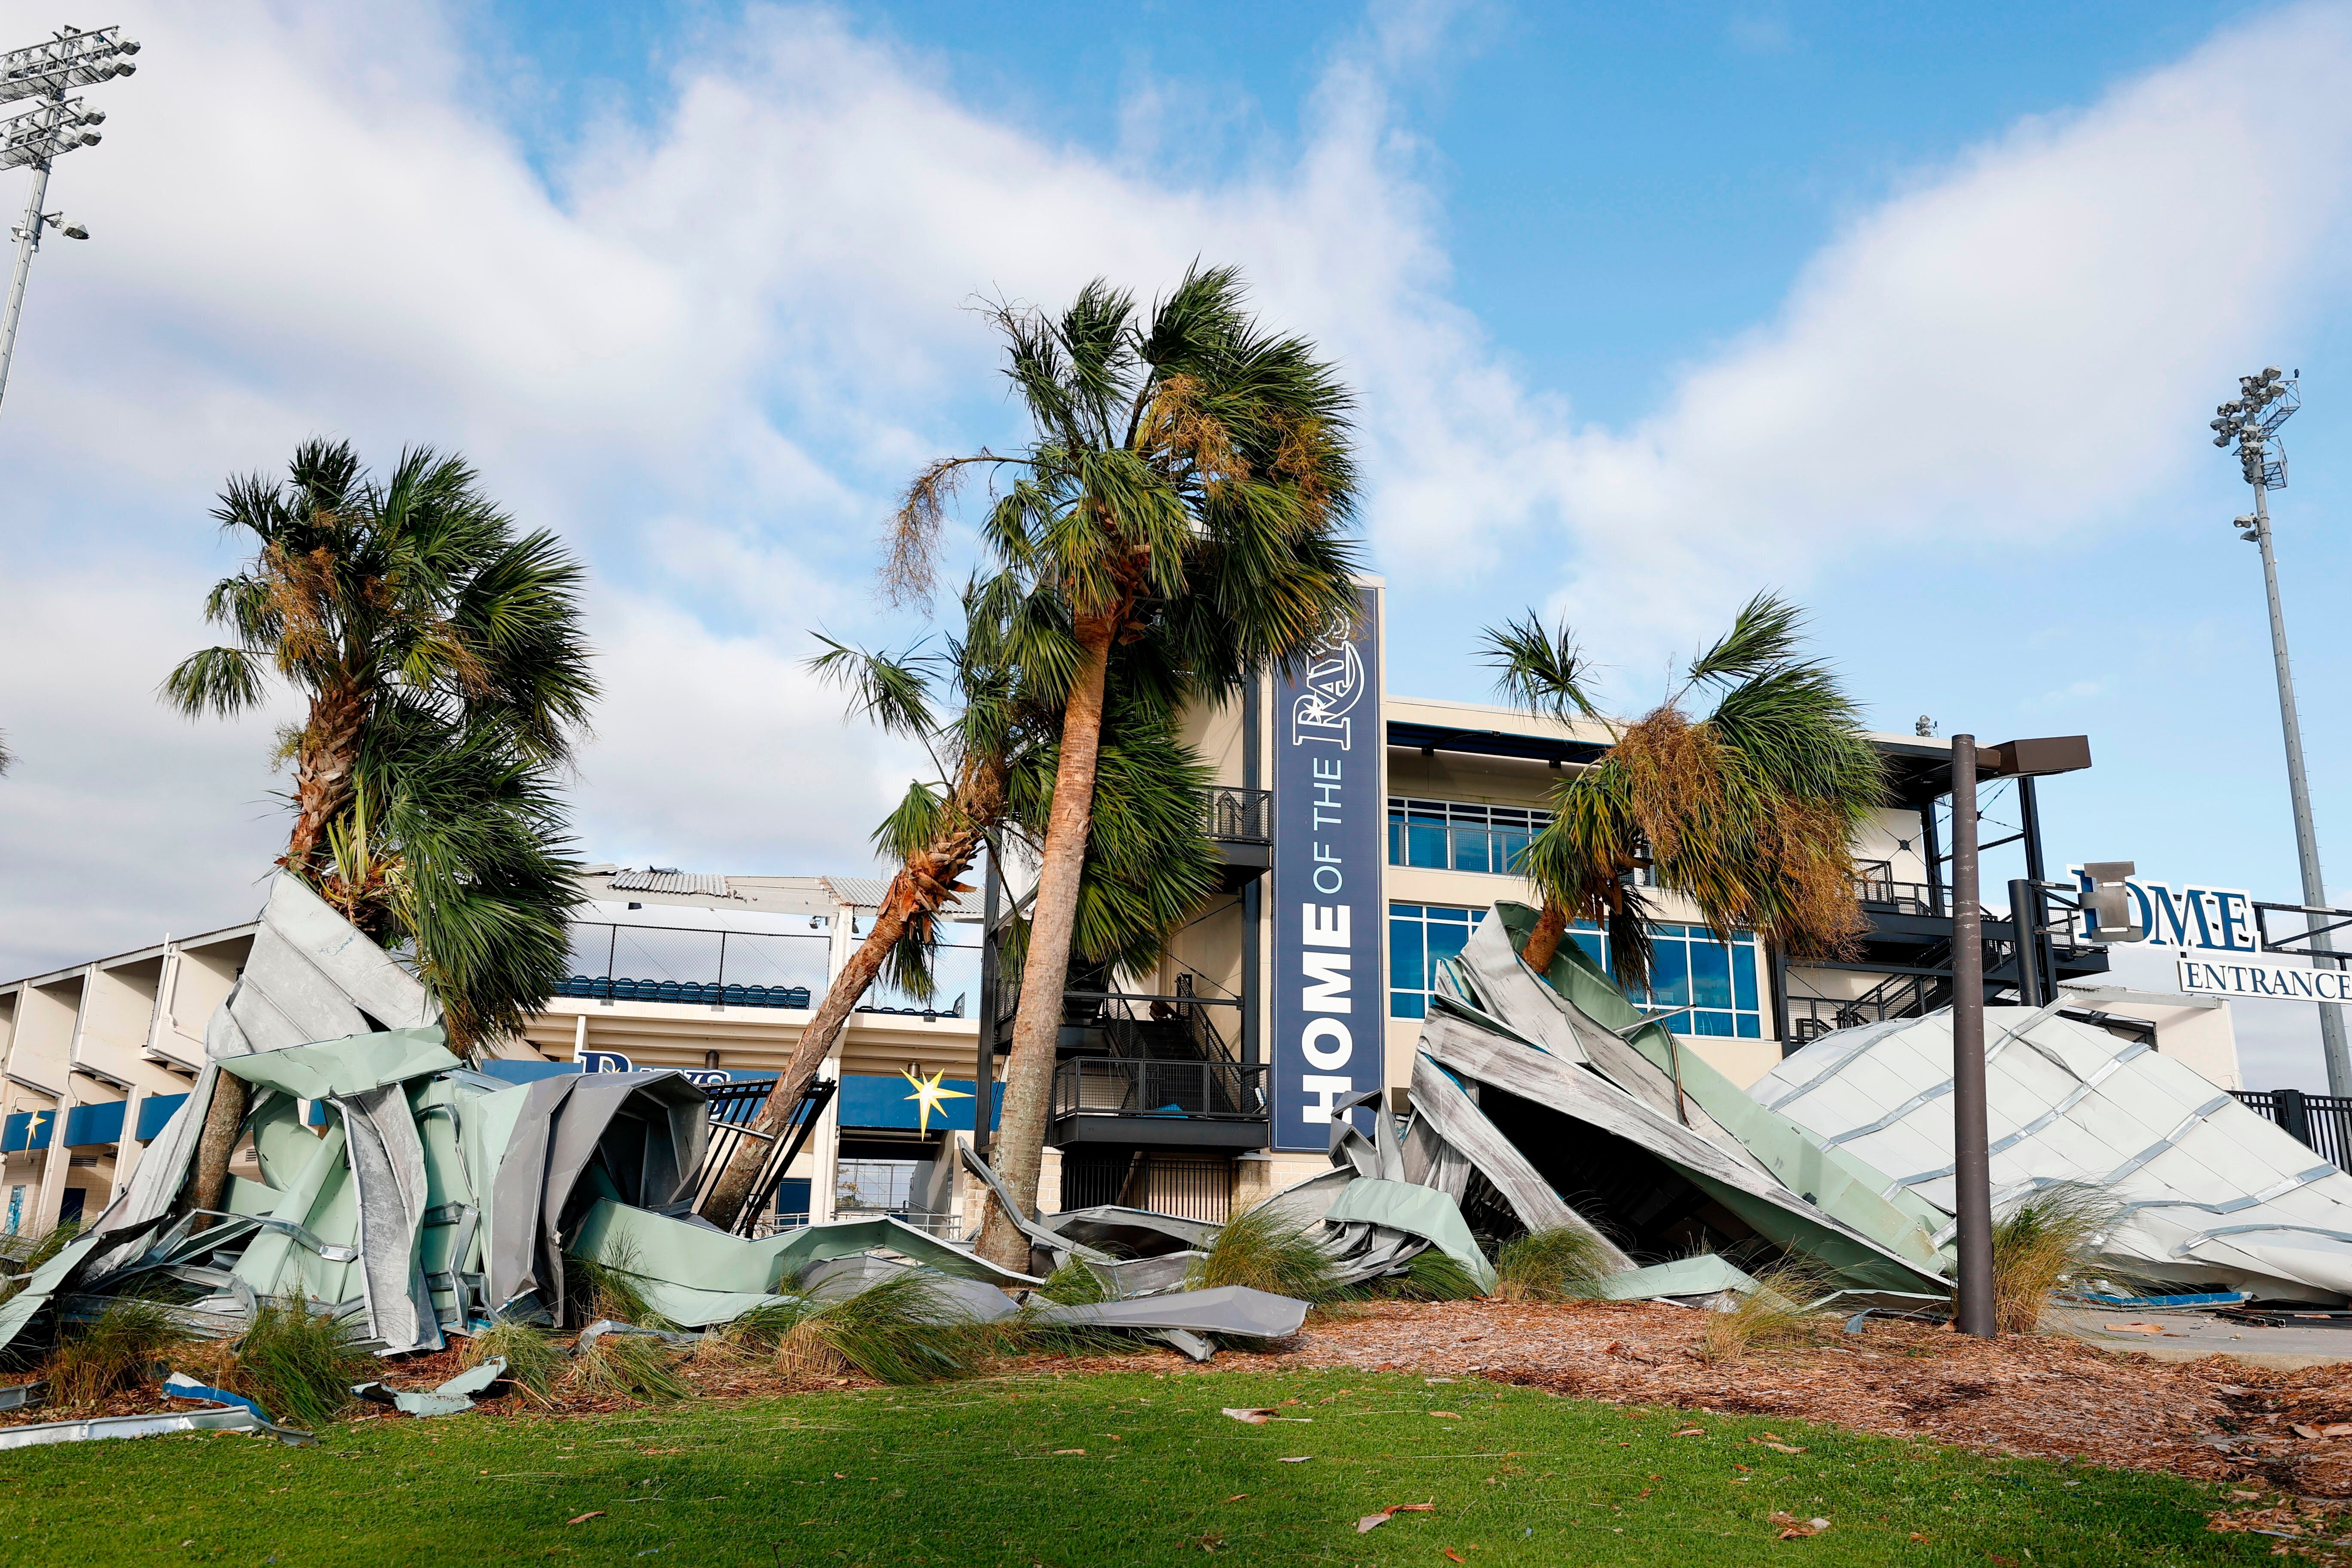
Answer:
top-left (1200, 786), bottom-right (1272, 844)
top-left (556, 977), bottom-right (812, 1009)
top-left (1050, 1057), bottom-right (1270, 1123)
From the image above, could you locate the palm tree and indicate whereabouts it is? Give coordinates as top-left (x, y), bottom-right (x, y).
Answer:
top-left (163, 438), bottom-right (595, 1218)
top-left (1483, 593), bottom-right (1883, 988)
top-left (698, 609), bottom-right (1014, 1233)
top-left (887, 266), bottom-right (1361, 1270)
top-left (700, 578), bottom-right (1222, 1233)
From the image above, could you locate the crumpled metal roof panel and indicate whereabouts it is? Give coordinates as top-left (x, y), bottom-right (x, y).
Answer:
top-left (1752, 1006), bottom-right (2352, 1303)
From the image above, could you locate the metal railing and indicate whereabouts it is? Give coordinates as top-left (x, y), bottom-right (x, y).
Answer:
top-left (993, 985), bottom-right (1242, 1062)
top-left (564, 921), bottom-right (830, 1009)
top-left (1199, 786), bottom-right (1273, 844)
top-left (1050, 1056), bottom-right (1269, 1123)
top-left (557, 977), bottom-right (812, 1008)
top-left (2234, 1088), bottom-right (2352, 1171)
top-left (1853, 861), bottom-right (1945, 916)
top-left (688, 1076), bottom-right (836, 1235)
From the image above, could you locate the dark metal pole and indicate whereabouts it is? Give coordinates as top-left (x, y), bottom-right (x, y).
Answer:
top-left (2017, 777), bottom-right (2055, 993)
top-left (2008, 877), bottom-right (2043, 1008)
top-left (1770, 943), bottom-right (1793, 1057)
top-left (1920, 792), bottom-right (1946, 916)
top-left (1951, 735), bottom-right (1995, 1337)
top-left (974, 845), bottom-right (1002, 1156)
top-left (1240, 676), bottom-right (1263, 1067)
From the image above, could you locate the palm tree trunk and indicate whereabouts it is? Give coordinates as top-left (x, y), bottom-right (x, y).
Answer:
top-left (1521, 899), bottom-right (1569, 974)
top-left (183, 1071), bottom-right (246, 1233)
top-left (284, 683), bottom-right (366, 875)
top-left (700, 826), bottom-right (988, 1232)
top-left (190, 684), bottom-right (365, 1227)
top-left (974, 614), bottom-right (1115, 1272)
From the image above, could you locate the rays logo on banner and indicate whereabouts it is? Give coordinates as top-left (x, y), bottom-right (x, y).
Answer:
top-left (1272, 586), bottom-right (1382, 1151)
top-left (2072, 869), bottom-right (2260, 952)
top-left (578, 1048), bottom-right (634, 1073)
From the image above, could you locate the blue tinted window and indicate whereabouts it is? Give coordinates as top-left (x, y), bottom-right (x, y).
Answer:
top-left (1387, 903), bottom-right (1765, 1042)
top-left (1388, 903), bottom-right (1485, 1018)
top-left (1690, 940), bottom-right (1731, 1009)
top-left (1389, 916), bottom-right (1424, 1000)
top-left (1649, 943), bottom-right (1690, 1008)
top-left (1451, 826), bottom-right (1491, 874)
top-left (1385, 798), bottom-right (1554, 875)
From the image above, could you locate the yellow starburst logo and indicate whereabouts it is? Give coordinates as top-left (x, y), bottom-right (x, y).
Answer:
top-left (899, 1066), bottom-right (971, 1136)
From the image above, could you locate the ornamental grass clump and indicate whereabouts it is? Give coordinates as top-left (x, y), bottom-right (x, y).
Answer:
top-left (1188, 1201), bottom-right (1349, 1306)
top-left (1378, 1247), bottom-right (1486, 1302)
top-left (44, 1298), bottom-right (188, 1409)
top-left (1993, 1182), bottom-right (2125, 1335)
top-left (1040, 1258), bottom-right (1111, 1305)
top-left (750, 1270), bottom-right (994, 1385)
top-left (564, 1330), bottom-right (691, 1402)
top-left (566, 1240), bottom-right (672, 1330)
top-left (236, 1298), bottom-right (374, 1427)
top-left (1697, 1258), bottom-right (1834, 1365)
top-left (461, 1318), bottom-right (566, 1397)
top-left (1491, 1228), bottom-right (1616, 1303)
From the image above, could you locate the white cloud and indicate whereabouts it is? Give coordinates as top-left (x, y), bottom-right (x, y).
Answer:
top-left (0, 568), bottom-right (298, 971)
top-left (1526, 4), bottom-right (2352, 660)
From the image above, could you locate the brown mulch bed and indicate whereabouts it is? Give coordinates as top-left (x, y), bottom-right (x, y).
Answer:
top-left (1024, 1299), bottom-right (2352, 1498)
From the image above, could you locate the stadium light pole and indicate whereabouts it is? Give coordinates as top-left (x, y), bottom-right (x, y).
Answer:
top-left (0, 24), bottom-right (139, 423)
top-left (2212, 367), bottom-right (2349, 1093)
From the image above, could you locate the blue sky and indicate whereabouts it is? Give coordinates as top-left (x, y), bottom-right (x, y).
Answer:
top-left (2, 0), bottom-right (2348, 1084)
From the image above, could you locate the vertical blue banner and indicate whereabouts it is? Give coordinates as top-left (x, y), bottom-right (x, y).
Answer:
top-left (1271, 585), bottom-right (1383, 1152)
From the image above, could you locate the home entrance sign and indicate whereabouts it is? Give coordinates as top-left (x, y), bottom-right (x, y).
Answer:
top-left (1271, 585), bottom-right (1383, 1152)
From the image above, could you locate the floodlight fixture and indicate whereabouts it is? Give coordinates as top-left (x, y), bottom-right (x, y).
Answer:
top-left (0, 24), bottom-right (140, 424)
top-left (0, 25), bottom-right (138, 106)
top-left (2211, 365), bottom-right (2346, 1090)
top-left (0, 97), bottom-right (108, 173)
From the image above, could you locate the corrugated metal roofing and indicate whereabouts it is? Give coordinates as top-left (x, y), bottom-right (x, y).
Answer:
top-left (609, 870), bottom-right (732, 897)
top-left (819, 875), bottom-right (980, 915)
top-left (1751, 1005), bottom-right (2352, 1304)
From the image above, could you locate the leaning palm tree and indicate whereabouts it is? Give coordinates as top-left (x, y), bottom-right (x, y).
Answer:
top-left (698, 601), bottom-right (1016, 1232)
top-left (162, 438), bottom-right (595, 1218)
top-left (700, 577), bottom-right (1221, 1233)
top-left (1484, 593), bottom-right (1883, 988)
top-left (887, 266), bottom-right (1360, 1270)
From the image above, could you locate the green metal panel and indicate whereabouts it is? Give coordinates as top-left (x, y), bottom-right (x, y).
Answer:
top-left (1492, 901), bottom-right (1954, 1278)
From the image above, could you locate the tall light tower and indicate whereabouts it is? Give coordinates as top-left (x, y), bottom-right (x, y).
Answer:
top-left (2211, 366), bottom-right (2349, 1092)
top-left (0, 24), bottom-right (139, 423)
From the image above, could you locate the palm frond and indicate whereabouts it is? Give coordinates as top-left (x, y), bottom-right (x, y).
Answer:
top-left (160, 646), bottom-right (269, 717)
top-left (1685, 591), bottom-right (1806, 686)
top-left (1482, 610), bottom-right (1599, 722)
top-left (808, 637), bottom-right (940, 743)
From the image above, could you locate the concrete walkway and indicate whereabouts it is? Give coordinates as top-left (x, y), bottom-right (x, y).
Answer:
top-left (2049, 1305), bottom-right (2352, 1370)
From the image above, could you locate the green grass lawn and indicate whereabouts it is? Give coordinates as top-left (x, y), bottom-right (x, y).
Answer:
top-left (0, 1369), bottom-right (2275, 1566)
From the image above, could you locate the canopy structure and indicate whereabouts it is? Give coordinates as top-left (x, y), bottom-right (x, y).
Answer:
top-left (1752, 1005), bottom-right (2352, 1304)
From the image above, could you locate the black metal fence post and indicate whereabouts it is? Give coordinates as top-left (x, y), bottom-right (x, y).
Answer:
top-left (2276, 1086), bottom-right (2313, 1148)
